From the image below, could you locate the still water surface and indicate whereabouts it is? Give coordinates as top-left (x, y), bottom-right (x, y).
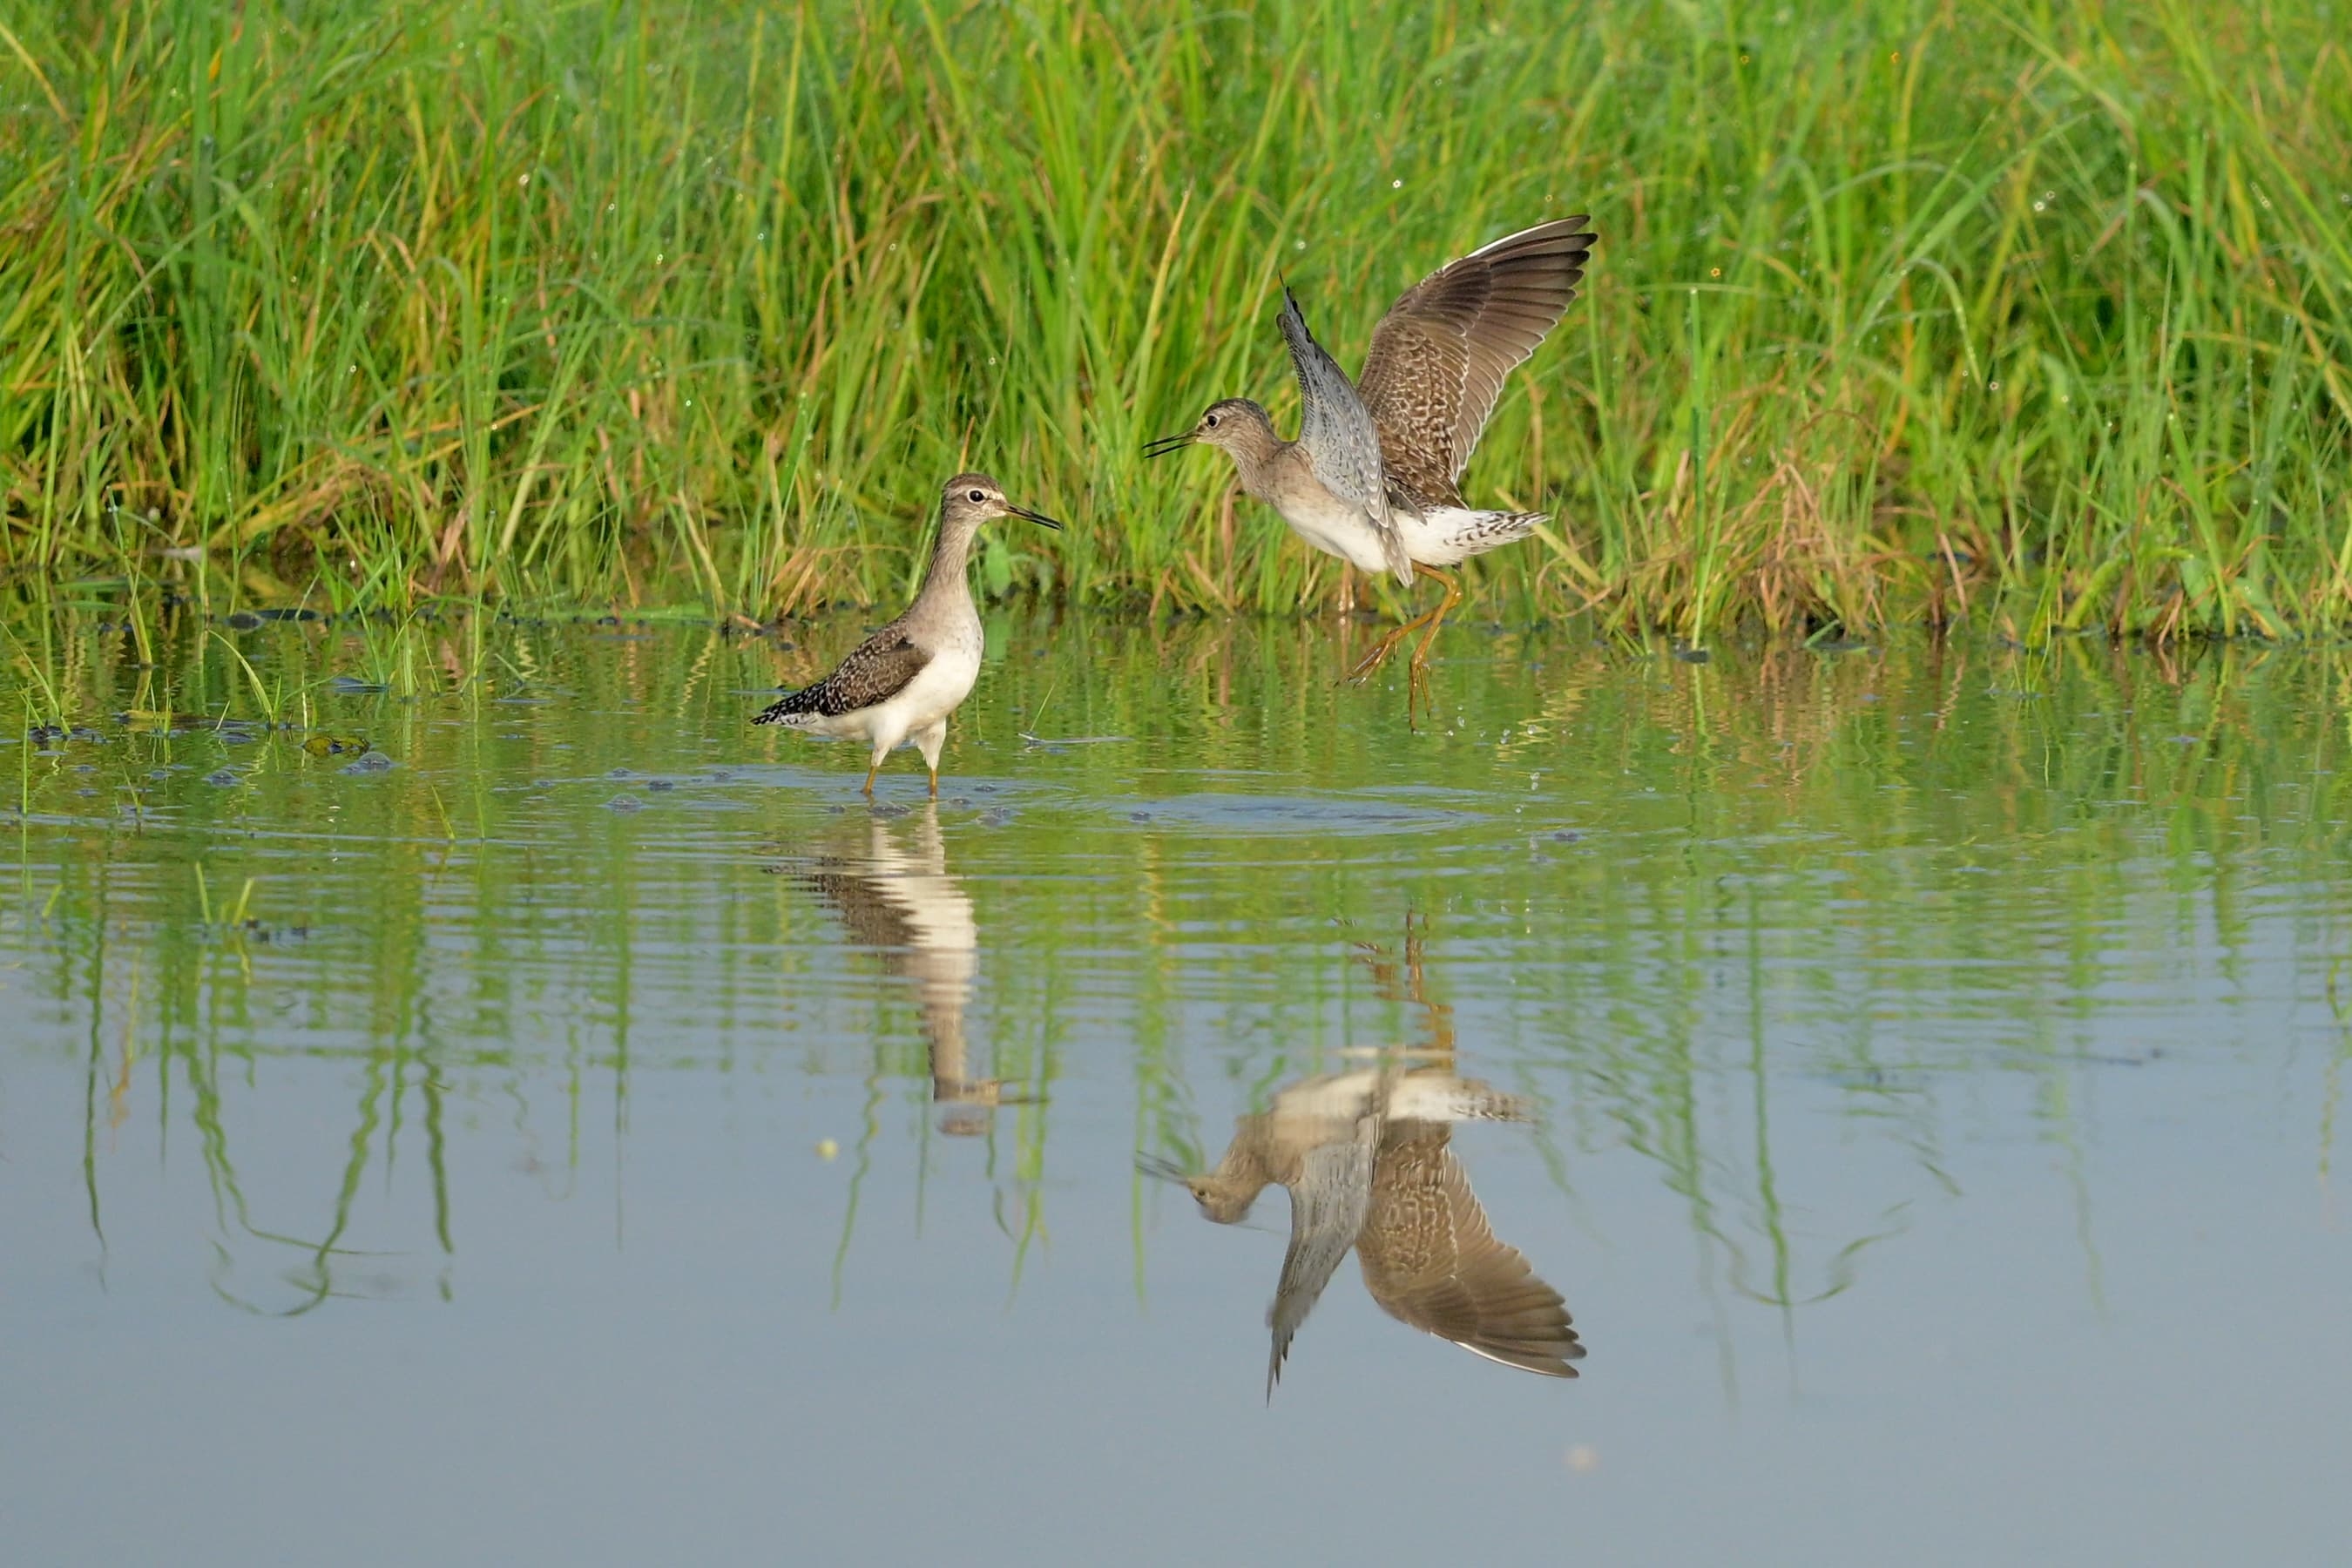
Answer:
top-left (3, 610), bottom-right (2346, 1565)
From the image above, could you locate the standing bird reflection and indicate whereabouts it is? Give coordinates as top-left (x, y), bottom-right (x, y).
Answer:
top-left (754, 473), bottom-right (1060, 797)
top-left (792, 803), bottom-right (1016, 1132)
top-left (1146, 219), bottom-right (1596, 716)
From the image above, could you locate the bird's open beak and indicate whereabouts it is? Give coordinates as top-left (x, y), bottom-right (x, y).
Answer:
top-left (1133, 1153), bottom-right (1193, 1184)
top-left (1007, 503), bottom-right (1063, 531)
top-left (1141, 430), bottom-right (1195, 459)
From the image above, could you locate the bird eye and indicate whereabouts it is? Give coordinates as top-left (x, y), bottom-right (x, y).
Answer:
top-left (967, 490), bottom-right (984, 503)
top-left (1205, 414), bottom-right (1220, 428)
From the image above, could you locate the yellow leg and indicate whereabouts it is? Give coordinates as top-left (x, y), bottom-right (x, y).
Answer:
top-left (1342, 565), bottom-right (1457, 723)
top-left (1404, 569), bottom-right (1463, 726)
top-left (911, 721), bottom-right (948, 801)
top-left (1344, 617), bottom-right (1423, 684)
top-left (861, 759), bottom-right (880, 795)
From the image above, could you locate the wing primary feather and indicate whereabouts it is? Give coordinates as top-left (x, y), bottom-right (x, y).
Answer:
top-left (1356, 218), bottom-right (1598, 496)
top-left (1265, 1121), bottom-right (1378, 1400)
top-left (1356, 1130), bottom-right (1585, 1378)
top-left (1277, 287), bottom-right (1416, 585)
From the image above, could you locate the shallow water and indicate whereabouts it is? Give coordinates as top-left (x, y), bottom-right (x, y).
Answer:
top-left (3, 609), bottom-right (2347, 1565)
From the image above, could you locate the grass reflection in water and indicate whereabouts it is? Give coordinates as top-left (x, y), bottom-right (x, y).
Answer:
top-left (5, 606), bottom-right (2348, 1361)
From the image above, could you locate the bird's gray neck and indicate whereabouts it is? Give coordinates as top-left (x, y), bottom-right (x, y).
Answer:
top-left (1229, 440), bottom-right (1306, 507)
top-left (912, 517), bottom-right (982, 612)
top-left (1198, 1139), bottom-right (1276, 1209)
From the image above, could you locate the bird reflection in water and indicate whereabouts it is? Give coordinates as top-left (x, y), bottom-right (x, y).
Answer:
top-left (1143, 918), bottom-right (1584, 1396)
top-left (791, 802), bottom-right (1024, 1133)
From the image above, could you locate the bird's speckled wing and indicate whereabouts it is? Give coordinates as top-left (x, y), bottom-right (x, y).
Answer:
top-left (1278, 287), bottom-right (1415, 585)
top-left (1265, 1119), bottom-right (1377, 1398)
top-left (1355, 1123), bottom-right (1584, 1377)
top-left (753, 630), bottom-right (930, 723)
top-left (1356, 218), bottom-right (1596, 506)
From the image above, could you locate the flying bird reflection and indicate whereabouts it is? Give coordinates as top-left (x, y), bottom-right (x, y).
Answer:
top-left (1143, 918), bottom-right (1584, 1395)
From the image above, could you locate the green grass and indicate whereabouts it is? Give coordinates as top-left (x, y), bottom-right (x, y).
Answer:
top-left (3, 0), bottom-right (2349, 639)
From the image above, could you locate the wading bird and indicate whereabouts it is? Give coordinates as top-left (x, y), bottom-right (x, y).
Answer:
top-left (754, 473), bottom-right (1059, 796)
top-left (1146, 218), bottom-right (1596, 717)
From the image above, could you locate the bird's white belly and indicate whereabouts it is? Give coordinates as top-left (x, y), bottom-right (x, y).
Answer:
top-left (1271, 490), bottom-right (1394, 576)
top-left (871, 645), bottom-right (981, 746)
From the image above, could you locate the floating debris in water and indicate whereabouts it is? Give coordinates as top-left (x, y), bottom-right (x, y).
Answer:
top-left (329, 675), bottom-right (389, 694)
top-left (815, 1139), bottom-right (839, 1161)
top-left (871, 801), bottom-right (909, 818)
top-left (255, 607), bottom-right (320, 623)
top-left (302, 734), bottom-right (371, 758)
top-left (607, 767), bottom-right (632, 780)
top-left (605, 794), bottom-right (645, 813)
top-left (225, 612), bottom-right (262, 630)
top-left (341, 753), bottom-right (395, 774)
top-left (1019, 732), bottom-right (1133, 749)
top-left (1670, 646), bottom-right (1711, 664)
top-left (217, 918), bottom-right (314, 944)
top-left (978, 807), bottom-right (1013, 826)
top-left (644, 778), bottom-right (677, 792)
top-left (203, 768), bottom-right (241, 787)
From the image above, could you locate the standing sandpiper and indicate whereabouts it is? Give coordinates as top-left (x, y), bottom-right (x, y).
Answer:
top-left (1146, 218), bottom-right (1596, 711)
top-left (754, 473), bottom-right (1060, 796)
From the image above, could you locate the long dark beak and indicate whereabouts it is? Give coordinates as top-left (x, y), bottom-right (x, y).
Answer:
top-left (1007, 503), bottom-right (1063, 531)
top-left (1141, 430), bottom-right (1195, 459)
top-left (1134, 1152), bottom-right (1193, 1184)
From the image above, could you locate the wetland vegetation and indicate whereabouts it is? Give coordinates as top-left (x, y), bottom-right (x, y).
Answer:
top-left (4, 0), bottom-right (2350, 639)
top-left (5, 3), bottom-right (2352, 1560)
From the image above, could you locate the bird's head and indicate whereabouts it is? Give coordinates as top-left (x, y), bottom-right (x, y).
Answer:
top-left (1143, 399), bottom-right (1277, 463)
top-left (1186, 1175), bottom-right (1260, 1225)
top-left (1136, 1152), bottom-right (1259, 1224)
top-left (939, 472), bottom-right (1062, 532)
